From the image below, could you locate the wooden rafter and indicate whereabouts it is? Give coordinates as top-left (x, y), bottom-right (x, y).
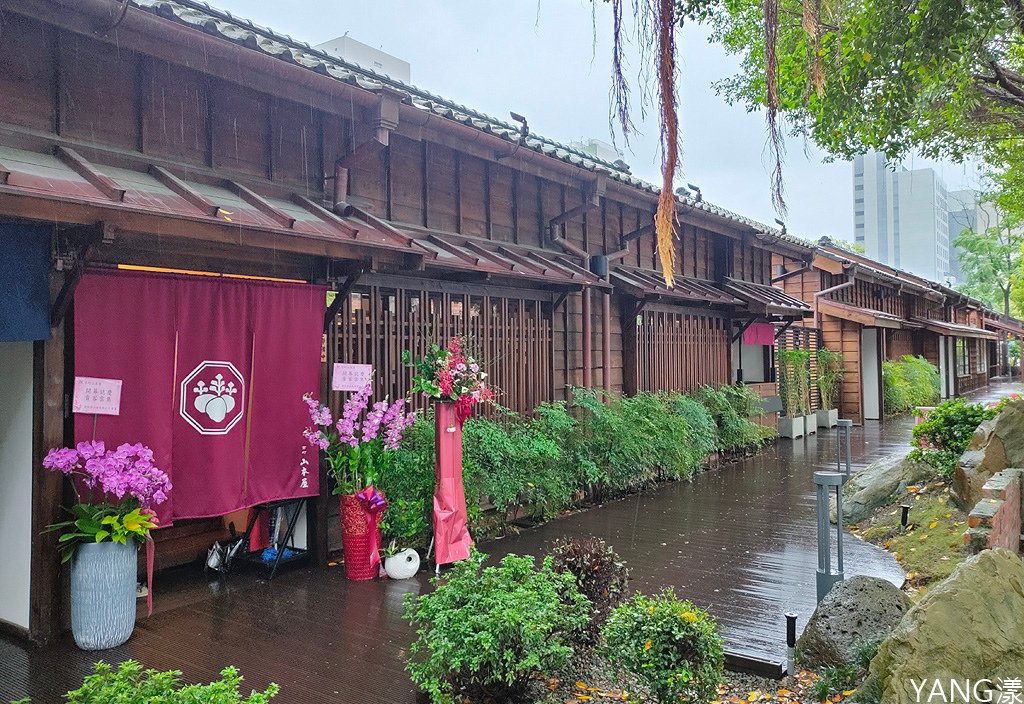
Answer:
top-left (620, 220), bottom-right (656, 244)
top-left (148, 165), bottom-right (219, 216)
top-left (496, 246), bottom-right (549, 275)
top-left (461, 241), bottom-right (515, 271)
top-left (55, 146), bottom-right (125, 202)
top-left (226, 180), bottom-right (296, 229)
top-left (324, 268), bottom-right (364, 331)
top-left (426, 235), bottom-right (480, 266)
top-left (290, 194), bottom-right (359, 237)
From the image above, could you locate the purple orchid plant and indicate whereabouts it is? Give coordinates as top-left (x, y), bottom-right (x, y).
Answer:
top-left (42, 441), bottom-right (172, 562)
top-left (303, 382), bottom-right (416, 495)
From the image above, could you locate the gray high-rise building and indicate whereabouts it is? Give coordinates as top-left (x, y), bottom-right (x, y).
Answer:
top-left (853, 153), bottom-right (950, 281)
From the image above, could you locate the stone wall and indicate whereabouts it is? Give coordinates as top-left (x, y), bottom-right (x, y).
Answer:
top-left (964, 469), bottom-right (1023, 554)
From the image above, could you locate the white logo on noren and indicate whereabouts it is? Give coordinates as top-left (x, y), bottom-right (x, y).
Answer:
top-left (179, 361), bottom-right (245, 435)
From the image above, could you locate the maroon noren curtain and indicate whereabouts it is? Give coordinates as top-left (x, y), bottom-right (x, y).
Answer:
top-left (74, 269), bottom-right (324, 524)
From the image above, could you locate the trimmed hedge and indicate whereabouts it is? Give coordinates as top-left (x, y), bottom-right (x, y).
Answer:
top-left (882, 355), bottom-right (940, 415)
top-left (377, 385), bottom-right (776, 549)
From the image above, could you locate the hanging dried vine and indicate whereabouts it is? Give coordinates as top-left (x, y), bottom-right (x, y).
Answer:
top-left (763, 0), bottom-right (786, 214)
top-left (654, 0), bottom-right (680, 286)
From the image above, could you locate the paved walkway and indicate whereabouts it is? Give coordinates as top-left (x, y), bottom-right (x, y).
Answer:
top-left (3, 381), bottom-right (1019, 703)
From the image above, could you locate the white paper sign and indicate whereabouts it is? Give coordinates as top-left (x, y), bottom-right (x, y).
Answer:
top-left (73, 376), bottom-right (122, 416)
top-left (331, 363), bottom-right (373, 392)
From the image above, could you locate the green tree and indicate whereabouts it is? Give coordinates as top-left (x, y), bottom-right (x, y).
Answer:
top-left (954, 203), bottom-right (1024, 317)
top-left (681, 0), bottom-right (1024, 164)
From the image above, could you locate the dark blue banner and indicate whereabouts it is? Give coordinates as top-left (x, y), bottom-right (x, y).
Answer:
top-left (0, 220), bottom-right (51, 342)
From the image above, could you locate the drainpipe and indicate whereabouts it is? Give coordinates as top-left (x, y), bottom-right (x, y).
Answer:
top-left (813, 266), bottom-right (857, 328)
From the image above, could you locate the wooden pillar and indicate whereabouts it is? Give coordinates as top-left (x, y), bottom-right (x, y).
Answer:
top-left (29, 274), bottom-right (68, 643)
top-left (621, 298), bottom-right (639, 396)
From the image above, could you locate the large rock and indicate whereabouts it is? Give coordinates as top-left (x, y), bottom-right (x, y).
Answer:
top-left (796, 576), bottom-right (911, 668)
top-left (863, 549), bottom-right (1024, 704)
top-left (833, 454), bottom-right (934, 524)
top-left (955, 400), bottom-right (1024, 507)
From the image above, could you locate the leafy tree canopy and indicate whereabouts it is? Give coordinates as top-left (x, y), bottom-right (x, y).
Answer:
top-left (678, 0), bottom-right (1024, 165)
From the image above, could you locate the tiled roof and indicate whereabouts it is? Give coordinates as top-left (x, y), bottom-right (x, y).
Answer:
top-left (721, 277), bottom-right (811, 318)
top-left (610, 267), bottom-right (743, 307)
top-left (131, 0), bottom-right (790, 239)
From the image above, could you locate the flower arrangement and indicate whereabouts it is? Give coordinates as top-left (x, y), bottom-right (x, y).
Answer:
top-left (402, 337), bottom-right (493, 420)
top-left (43, 441), bottom-right (171, 562)
top-left (302, 381), bottom-right (416, 496)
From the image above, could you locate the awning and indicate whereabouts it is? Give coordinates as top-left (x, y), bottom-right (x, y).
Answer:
top-left (403, 228), bottom-right (608, 289)
top-left (0, 143), bottom-right (420, 262)
top-left (610, 266), bottom-right (742, 307)
top-left (721, 277), bottom-right (812, 319)
top-left (984, 316), bottom-right (1024, 337)
top-left (817, 299), bottom-right (904, 329)
top-left (911, 318), bottom-right (999, 340)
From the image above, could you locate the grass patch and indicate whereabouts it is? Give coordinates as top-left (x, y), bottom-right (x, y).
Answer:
top-left (850, 480), bottom-right (968, 590)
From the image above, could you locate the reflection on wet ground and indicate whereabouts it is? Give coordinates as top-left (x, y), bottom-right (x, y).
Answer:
top-left (3, 381), bottom-right (1019, 702)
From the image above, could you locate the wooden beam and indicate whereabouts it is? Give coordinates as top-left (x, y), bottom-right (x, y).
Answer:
top-left (148, 165), bottom-right (219, 216)
top-left (461, 241), bottom-right (515, 271)
top-left (324, 269), bottom-right (363, 330)
top-left (55, 145), bottom-right (126, 201)
top-left (620, 220), bottom-right (656, 244)
top-left (774, 320), bottom-right (795, 340)
top-left (426, 235), bottom-right (480, 265)
top-left (732, 317), bottom-right (757, 343)
top-left (226, 180), bottom-right (296, 229)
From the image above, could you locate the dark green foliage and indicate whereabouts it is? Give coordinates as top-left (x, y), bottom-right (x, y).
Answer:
top-left (10, 660), bottom-right (278, 703)
top-left (690, 385), bottom-right (774, 451)
top-left (550, 536), bottom-right (630, 643)
top-left (384, 387), bottom-right (774, 547)
top-left (403, 552), bottom-right (590, 704)
top-left (910, 398), bottom-right (998, 476)
top-left (601, 588), bottom-right (724, 704)
top-left (882, 356), bottom-right (940, 415)
top-left (778, 348), bottom-right (811, 416)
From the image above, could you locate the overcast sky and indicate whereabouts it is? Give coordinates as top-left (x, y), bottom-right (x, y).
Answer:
top-left (212, 0), bottom-right (984, 242)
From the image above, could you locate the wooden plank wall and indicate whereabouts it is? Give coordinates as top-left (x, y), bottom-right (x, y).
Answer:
top-left (628, 305), bottom-right (731, 394)
top-left (819, 314), bottom-right (863, 423)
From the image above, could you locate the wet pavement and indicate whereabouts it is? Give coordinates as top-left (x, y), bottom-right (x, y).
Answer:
top-left (3, 381), bottom-right (1019, 703)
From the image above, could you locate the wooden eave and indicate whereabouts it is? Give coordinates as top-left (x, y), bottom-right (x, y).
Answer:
top-left (817, 298), bottom-right (904, 329)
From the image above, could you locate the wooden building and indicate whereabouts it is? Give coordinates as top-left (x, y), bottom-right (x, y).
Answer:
top-left (0, 0), bottom-right (815, 643)
top-left (773, 238), bottom-right (1007, 423)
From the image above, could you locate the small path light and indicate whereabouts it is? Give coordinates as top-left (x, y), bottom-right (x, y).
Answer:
top-left (900, 503), bottom-right (911, 530)
top-left (785, 612), bottom-right (798, 676)
top-left (814, 470), bottom-right (848, 602)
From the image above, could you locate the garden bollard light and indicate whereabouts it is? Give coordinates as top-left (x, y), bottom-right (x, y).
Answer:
top-left (900, 504), bottom-right (911, 530)
top-left (836, 419), bottom-right (853, 477)
top-left (814, 471), bottom-right (848, 602)
top-left (785, 612), bottom-right (797, 676)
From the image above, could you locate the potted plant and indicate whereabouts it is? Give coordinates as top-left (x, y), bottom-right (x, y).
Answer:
top-left (403, 337), bottom-right (492, 567)
top-left (381, 497), bottom-right (427, 579)
top-left (797, 349), bottom-right (817, 435)
top-left (302, 381), bottom-right (415, 581)
top-left (42, 441), bottom-right (171, 650)
top-left (816, 348), bottom-right (844, 428)
top-left (777, 349), bottom-right (805, 439)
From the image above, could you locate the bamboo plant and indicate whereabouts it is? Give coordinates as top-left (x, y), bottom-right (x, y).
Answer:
top-left (815, 348), bottom-right (845, 410)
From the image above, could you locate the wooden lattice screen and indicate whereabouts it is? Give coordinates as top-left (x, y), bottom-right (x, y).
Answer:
top-left (776, 326), bottom-right (823, 410)
top-left (633, 307), bottom-right (730, 393)
top-left (328, 281), bottom-right (554, 414)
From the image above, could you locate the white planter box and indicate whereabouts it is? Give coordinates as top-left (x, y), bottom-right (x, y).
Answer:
top-left (779, 415), bottom-right (805, 438)
top-left (384, 548), bottom-right (420, 580)
top-left (804, 414), bottom-right (818, 434)
top-left (817, 408), bottom-right (839, 428)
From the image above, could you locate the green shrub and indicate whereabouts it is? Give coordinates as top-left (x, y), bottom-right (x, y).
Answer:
top-left (602, 588), bottom-right (724, 704)
top-left (910, 397), bottom-right (998, 475)
top-left (550, 536), bottom-right (630, 643)
top-left (689, 385), bottom-right (773, 452)
top-left (811, 664), bottom-right (859, 702)
top-left (403, 552), bottom-right (589, 703)
top-left (816, 348), bottom-right (845, 410)
top-left (378, 415), bottom-right (436, 549)
top-left (882, 355), bottom-right (940, 415)
top-left (11, 660), bottom-right (278, 703)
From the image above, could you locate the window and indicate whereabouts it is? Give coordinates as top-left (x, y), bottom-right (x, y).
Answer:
top-left (976, 341), bottom-right (988, 373)
top-left (956, 338), bottom-right (969, 376)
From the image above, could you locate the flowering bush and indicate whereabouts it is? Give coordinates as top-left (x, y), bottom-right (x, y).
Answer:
top-left (602, 588), bottom-right (724, 704)
top-left (403, 337), bottom-right (493, 419)
top-left (42, 440), bottom-right (171, 561)
top-left (302, 381), bottom-right (416, 495)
